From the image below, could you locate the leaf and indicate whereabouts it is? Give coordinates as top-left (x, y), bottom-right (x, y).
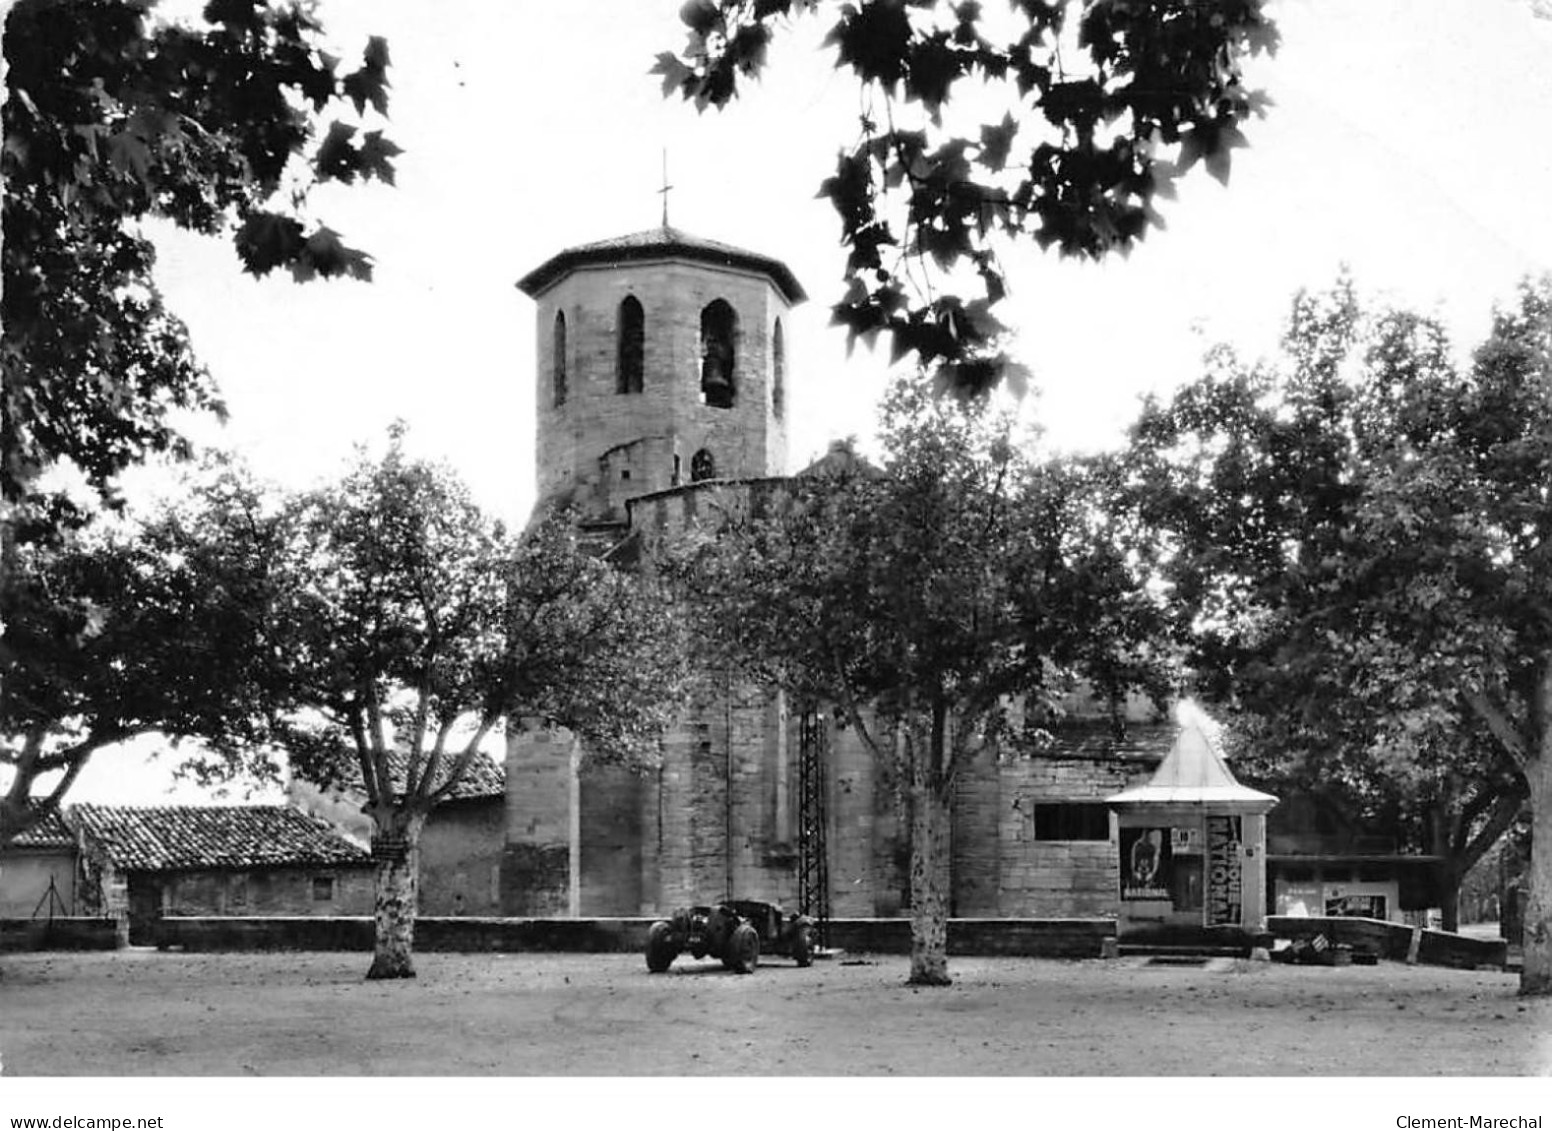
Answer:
top-left (313, 121), bottom-right (361, 183)
top-left (359, 130), bottom-right (402, 185)
top-left (343, 37), bottom-right (392, 117)
top-left (1203, 124), bottom-right (1247, 187)
top-left (363, 34), bottom-right (391, 73)
top-left (680, 0), bottom-right (723, 36)
top-left (290, 225), bottom-right (374, 283)
top-left (106, 132), bottom-right (151, 184)
top-left (651, 51), bottom-right (696, 98)
top-left (978, 112), bottom-right (1018, 173)
top-left (234, 211), bottom-right (305, 276)
top-left (826, 0), bottom-right (912, 89)
top-left (203, 0), bottom-right (262, 33)
top-left (904, 33), bottom-right (960, 118)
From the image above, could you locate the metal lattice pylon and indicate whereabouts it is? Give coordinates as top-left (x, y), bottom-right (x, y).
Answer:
top-left (797, 707), bottom-right (831, 946)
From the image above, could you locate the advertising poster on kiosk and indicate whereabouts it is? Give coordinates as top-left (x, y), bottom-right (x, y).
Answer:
top-left (1206, 814), bottom-right (1243, 926)
top-left (1120, 826), bottom-right (1173, 900)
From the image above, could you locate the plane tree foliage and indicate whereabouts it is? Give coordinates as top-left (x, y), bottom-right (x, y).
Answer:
top-left (2, 0), bottom-right (397, 507)
top-left (3, 428), bottom-right (690, 982)
top-left (1121, 277), bottom-right (1552, 993)
top-left (0, 461), bottom-right (290, 847)
top-left (673, 383), bottom-right (1174, 985)
top-left (1, 0), bottom-right (398, 842)
top-left (234, 432), bottom-right (688, 980)
top-left (656, 0), bottom-right (1278, 394)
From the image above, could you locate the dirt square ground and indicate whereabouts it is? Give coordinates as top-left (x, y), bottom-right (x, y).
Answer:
top-left (0, 949), bottom-right (1547, 1076)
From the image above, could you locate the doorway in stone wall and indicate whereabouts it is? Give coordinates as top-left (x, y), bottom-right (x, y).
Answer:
top-left (127, 875), bottom-right (163, 945)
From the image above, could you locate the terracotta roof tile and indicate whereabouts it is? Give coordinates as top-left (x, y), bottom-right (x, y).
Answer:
top-left (6, 809), bottom-right (75, 850)
top-left (370, 749), bottom-right (506, 801)
top-left (69, 805), bottom-right (370, 871)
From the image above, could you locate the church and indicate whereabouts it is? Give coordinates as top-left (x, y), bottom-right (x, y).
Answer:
top-left (495, 221), bottom-right (1189, 927)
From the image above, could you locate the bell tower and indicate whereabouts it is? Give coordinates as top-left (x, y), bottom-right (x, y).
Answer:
top-left (517, 226), bottom-right (806, 525)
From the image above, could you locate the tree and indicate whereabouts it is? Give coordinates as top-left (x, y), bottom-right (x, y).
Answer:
top-left (1123, 276), bottom-right (1552, 993)
top-left (255, 431), bottom-right (687, 979)
top-left (0, 460), bottom-right (291, 846)
top-left (656, 0), bottom-right (1277, 394)
top-left (1, 0), bottom-right (399, 840)
top-left (3, 0), bottom-right (398, 508)
top-left (675, 383), bottom-right (1171, 984)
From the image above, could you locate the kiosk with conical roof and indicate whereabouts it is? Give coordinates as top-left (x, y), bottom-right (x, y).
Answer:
top-left (1107, 707), bottom-right (1277, 949)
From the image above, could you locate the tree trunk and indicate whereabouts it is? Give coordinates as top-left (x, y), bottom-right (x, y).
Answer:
top-left (366, 823), bottom-right (423, 981)
top-left (1523, 746), bottom-right (1551, 996)
top-left (906, 710), bottom-right (952, 987)
top-left (1438, 866), bottom-right (1462, 934)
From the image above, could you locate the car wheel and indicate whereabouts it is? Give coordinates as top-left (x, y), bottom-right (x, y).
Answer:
top-left (646, 921), bottom-right (678, 973)
top-left (791, 924), bottom-right (815, 968)
top-left (728, 923), bottom-right (760, 974)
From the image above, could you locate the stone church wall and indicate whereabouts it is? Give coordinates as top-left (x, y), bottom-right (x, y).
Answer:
top-left (578, 762), bottom-right (644, 914)
top-left (950, 743), bottom-right (1003, 916)
top-left (501, 725), bottom-right (573, 916)
top-left (417, 798), bottom-right (506, 917)
top-left (992, 757), bottom-right (1154, 917)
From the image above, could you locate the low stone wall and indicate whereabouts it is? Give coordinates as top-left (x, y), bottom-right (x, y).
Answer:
top-left (827, 918), bottom-right (1115, 958)
top-left (159, 915), bottom-right (1115, 957)
top-left (24, 913), bottom-right (1503, 969)
top-left (419, 917), bottom-right (652, 953)
top-left (163, 916), bottom-right (375, 952)
top-left (0, 917), bottom-right (121, 952)
top-left (1268, 915), bottom-right (1508, 970)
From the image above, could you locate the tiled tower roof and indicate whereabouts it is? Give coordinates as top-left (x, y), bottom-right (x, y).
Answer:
top-left (517, 224), bottom-right (807, 304)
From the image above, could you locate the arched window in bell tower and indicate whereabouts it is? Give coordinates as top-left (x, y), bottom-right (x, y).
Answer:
top-left (772, 318), bottom-right (786, 421)
top-left (552, 311), bottom-right (568, 407)
top-left (690, 448), bottom-right (716, 482)
top-left (617, 296), bottom-right (644, 394)
top-left (699, 300), bottom-right (737, 409)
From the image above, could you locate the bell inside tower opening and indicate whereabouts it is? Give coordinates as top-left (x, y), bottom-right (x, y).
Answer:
top-left (699, 300), bottom-right (736, 408)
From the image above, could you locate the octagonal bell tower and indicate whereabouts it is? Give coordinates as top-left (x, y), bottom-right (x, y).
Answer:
top-left (517, 225), bottom-right (806, 525)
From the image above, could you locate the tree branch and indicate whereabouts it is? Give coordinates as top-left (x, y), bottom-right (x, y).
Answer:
top-left (1460, 787), bottom-right (1529, 876)
top-left (425, 718), bottom-right (496, 808)
top-left (1463, 689), bottom-right (1531, 774)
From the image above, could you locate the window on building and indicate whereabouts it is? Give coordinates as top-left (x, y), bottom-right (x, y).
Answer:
top-left (1033, 802), bottom-right (1111, 841)
top-left (312, 876), bottom-right (335, 902)
top-left (699, 300), bottom-right (736, 408)
top-left (229, 875), bottom-right (248, 907)
top-left (772, 318), bottom-right (785, 420)
top-left (552, 311), bottom-right (568, 407)
top-left (617, 296), bottom-right (644, 394)
top-left (690, 449), bottom-right (715, 483)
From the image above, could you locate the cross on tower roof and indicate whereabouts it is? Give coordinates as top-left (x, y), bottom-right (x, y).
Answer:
top-left (658, 148), bottom-right (673, 229)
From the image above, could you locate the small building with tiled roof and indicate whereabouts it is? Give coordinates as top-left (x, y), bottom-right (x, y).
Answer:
top-left (0, 809), bottom-right (79, 919)
top-left (69, 805), bottom-right (375, 944)
top-left (287, 750), bottom-right (507, 918)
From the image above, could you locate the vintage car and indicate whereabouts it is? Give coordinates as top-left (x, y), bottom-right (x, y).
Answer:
top-left (645, 899), bottom-right (818, 974)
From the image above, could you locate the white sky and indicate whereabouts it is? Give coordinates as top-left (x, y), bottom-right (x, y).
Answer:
top-left (66, 0), bottom-right (1552, 803)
